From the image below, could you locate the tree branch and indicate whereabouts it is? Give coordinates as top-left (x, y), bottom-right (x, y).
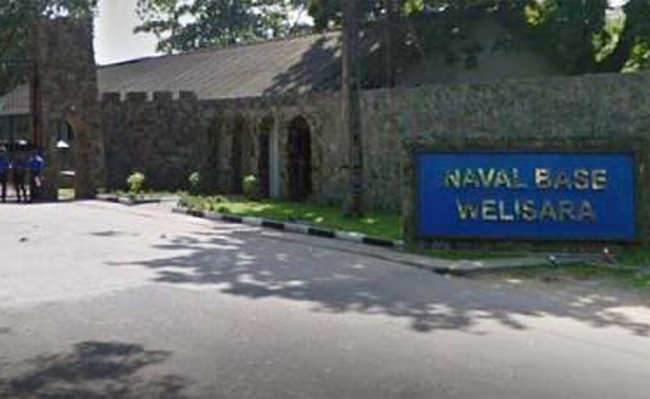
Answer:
top-left (597, 0), bottom-right (649, 72)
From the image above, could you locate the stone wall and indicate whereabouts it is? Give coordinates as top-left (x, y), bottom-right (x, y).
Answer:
top-left (361, 72), bottom-right (650, 214)
top-left (100, 68), bottom-right (650, 233)
top-left (355, 72), bottom-right (650, 248)
top-left (101, 91), bottom-right (345, 202)
top-left (101, 91), bottom-right (205, 190)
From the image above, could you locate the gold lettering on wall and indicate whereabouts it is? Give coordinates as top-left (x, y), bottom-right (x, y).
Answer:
top-left (592, 169), bottom-right (608, 190)
top-left (536, 168), bottom-right (551, 189)
top-left (574, 169), bottom-right (591, 190)
top-left (445, 169), bottom-right (462, 188)
top-left (444, 165), bottom-right (614, 225)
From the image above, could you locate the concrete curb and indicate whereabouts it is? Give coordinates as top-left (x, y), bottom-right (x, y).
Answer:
top-left (170, 205), bottom-right (585, 276)
top-left (98, 194), bottom-right (162, 206)
top-left (434, 256), bottom-right (587, 277)
top-left (172, 206), bottom-right (404, 250)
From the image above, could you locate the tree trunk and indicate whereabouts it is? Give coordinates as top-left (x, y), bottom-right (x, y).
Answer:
top-left (341, 0), bottom-right (364, 216)
top-left (383, 0), bottom-right (398, 88)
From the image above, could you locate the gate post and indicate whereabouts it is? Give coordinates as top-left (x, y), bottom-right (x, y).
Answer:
top-left (32, 16), bottom-right (105, 200)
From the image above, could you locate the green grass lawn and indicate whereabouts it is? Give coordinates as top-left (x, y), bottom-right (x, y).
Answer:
top-left (418, 248), bottom-right (525, 260)
top-left (486, 246), bottom-right (650, 290)
top-left (491, 262), bottom-right (650, 290)
top-left (618, 248), bottom-right (650, 268)
top-left (179, 194), bottom-right (402, 240)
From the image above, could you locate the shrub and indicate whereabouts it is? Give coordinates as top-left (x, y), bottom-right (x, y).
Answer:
top-left (188, 172), bottom-right (201, 194)
top-left (243, 175), bottom-right (258, 199)
top-left (127, 172), bottom-right (146, 196)
top-left (213, 195), bottom-right (227, 203)
top-left (217, 205), bottom-right (231, 214)
top-left (178, 194), bottom-right (190, 208)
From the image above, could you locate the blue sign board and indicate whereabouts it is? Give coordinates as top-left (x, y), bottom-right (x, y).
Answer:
top-left (417, 152), bottom-right (637, 241)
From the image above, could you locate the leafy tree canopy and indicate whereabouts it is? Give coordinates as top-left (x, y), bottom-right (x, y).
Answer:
top-left (309, 0), bottom-right (650, 74)
top-left (136, 0), bottom-right (650, 74)
top-left (0, 0), bottom-right (97, 57)
top-left (0, 0), bottom-right (97, 95)
top-left (518, 0), bottom-right (650, 73)
top-left (135, 0), bottom-right (312, 52)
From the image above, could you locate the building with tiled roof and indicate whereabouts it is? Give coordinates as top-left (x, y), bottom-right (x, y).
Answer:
top-left (1, 15), bottom-right (560, 208)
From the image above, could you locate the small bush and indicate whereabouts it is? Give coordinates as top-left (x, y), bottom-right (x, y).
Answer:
top-left (217, 205), bottom-right (231, 214)
top-left (204, 196), bottom-right (227, 211)
top-left (243, 175), bottom-right (258, 199)
top-left (178, 194), bottom-right (189, 208)
top-left (213, 195), bottom-right (227, 203)
top-left (188, 172), bottom-right (201, 194)
top-left (127, 172), bottom-right (145, 196)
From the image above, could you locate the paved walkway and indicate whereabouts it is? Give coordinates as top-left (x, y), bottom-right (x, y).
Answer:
top-left (1, 201), bottom-right (649, 398)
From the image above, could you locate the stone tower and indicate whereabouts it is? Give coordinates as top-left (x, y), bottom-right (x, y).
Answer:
top-left (33, 17), bottom-right (105, 200)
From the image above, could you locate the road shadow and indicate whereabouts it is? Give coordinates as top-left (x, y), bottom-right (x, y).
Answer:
top-left (0, 341), bottom-right (190, 398)
top-left (109, 227), bottom-right (650, 336)
top-left (90, 230), bottom-right (140, 238)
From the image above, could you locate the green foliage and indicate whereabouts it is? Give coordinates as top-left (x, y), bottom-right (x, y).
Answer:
top-left (216, 205), bottom-right (231, 213)
top-left (0, 0), bottom-right (97, 95)
top-left (522, 0), bottom-right (617, 73)
top-left (135, 0), bottom-right (311, 52)
top-left (178, 192), bottom-right (193, 208)
top-left (133, 0), bottom-right (650, 73)
top-left (418, 248), bottom-right (524, 260)
top-left (628, 41), bottom-right (650, 71)
top-left (127, 172), bottom-right (146, 196)
top-left (308, 0), bottom-right (650, 74)
top-left (0, 0), bottom-right (97, 54)
top-left (493, 262), bottom-right (650, 290)
top-left (188, 171), bottom-right (201, 194)
top-left (242, 175), bottom-right (258, 199)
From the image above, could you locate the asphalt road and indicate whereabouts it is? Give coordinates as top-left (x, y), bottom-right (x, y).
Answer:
top-left (1, 201), bottom-right (650, 398)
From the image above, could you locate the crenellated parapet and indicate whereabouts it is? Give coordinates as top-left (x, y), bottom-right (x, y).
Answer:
top-left (100, 91), bottom-right (201, 107)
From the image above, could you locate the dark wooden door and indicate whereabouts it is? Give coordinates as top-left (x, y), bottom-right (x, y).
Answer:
top-left (288, 120), bottom-right (312, 201)
top-left (258, 132), bottom-right (270, 198)
top-left (231, 131), bottom-right (243, 195)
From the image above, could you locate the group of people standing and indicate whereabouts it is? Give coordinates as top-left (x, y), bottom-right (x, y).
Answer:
top-left (0, 141), bottom-right (45, 203)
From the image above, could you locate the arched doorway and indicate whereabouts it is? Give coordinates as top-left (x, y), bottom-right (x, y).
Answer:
top-left (287, 116), bottom-right (312, 202)
top-left (57, 120), bottom-right (75, 200)
top-left (258, 117), bottom-right (274, 198)
top-left (231, 117), bottom-right (245, 195)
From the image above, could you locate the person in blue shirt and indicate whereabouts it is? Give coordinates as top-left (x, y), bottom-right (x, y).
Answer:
top-left (12, 142), bottom-right (28, 203)
top-left (0, 146), bottom-right (10, 203)
top-left (29, 149), bottom-right (45, 202)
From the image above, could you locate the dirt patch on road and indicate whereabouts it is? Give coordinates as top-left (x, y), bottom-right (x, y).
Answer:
top-left (471, 265), bottom-right (650, 306)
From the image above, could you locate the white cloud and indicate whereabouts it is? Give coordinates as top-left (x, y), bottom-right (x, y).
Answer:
top-left (94, 0), bottom-right (161, 65)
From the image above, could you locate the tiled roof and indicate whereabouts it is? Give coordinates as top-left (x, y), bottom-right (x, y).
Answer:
top-left (1, 32), bottom-right (342, 116)
top-left (97, 31), bottom-right (342, 100)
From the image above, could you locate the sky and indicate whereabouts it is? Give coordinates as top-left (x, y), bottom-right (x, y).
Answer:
top-left (93, 0), bottom-right (312, 65)
top-left (94, 0), bottom-right (160, 65)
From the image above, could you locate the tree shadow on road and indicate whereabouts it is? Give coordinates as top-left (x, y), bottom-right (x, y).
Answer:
top-left (0, 341), bottom-right (191, 398)
top-left (108, 226), bottom-right (650, 336)
top-left (90, 230), bottom-right (140, 238)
